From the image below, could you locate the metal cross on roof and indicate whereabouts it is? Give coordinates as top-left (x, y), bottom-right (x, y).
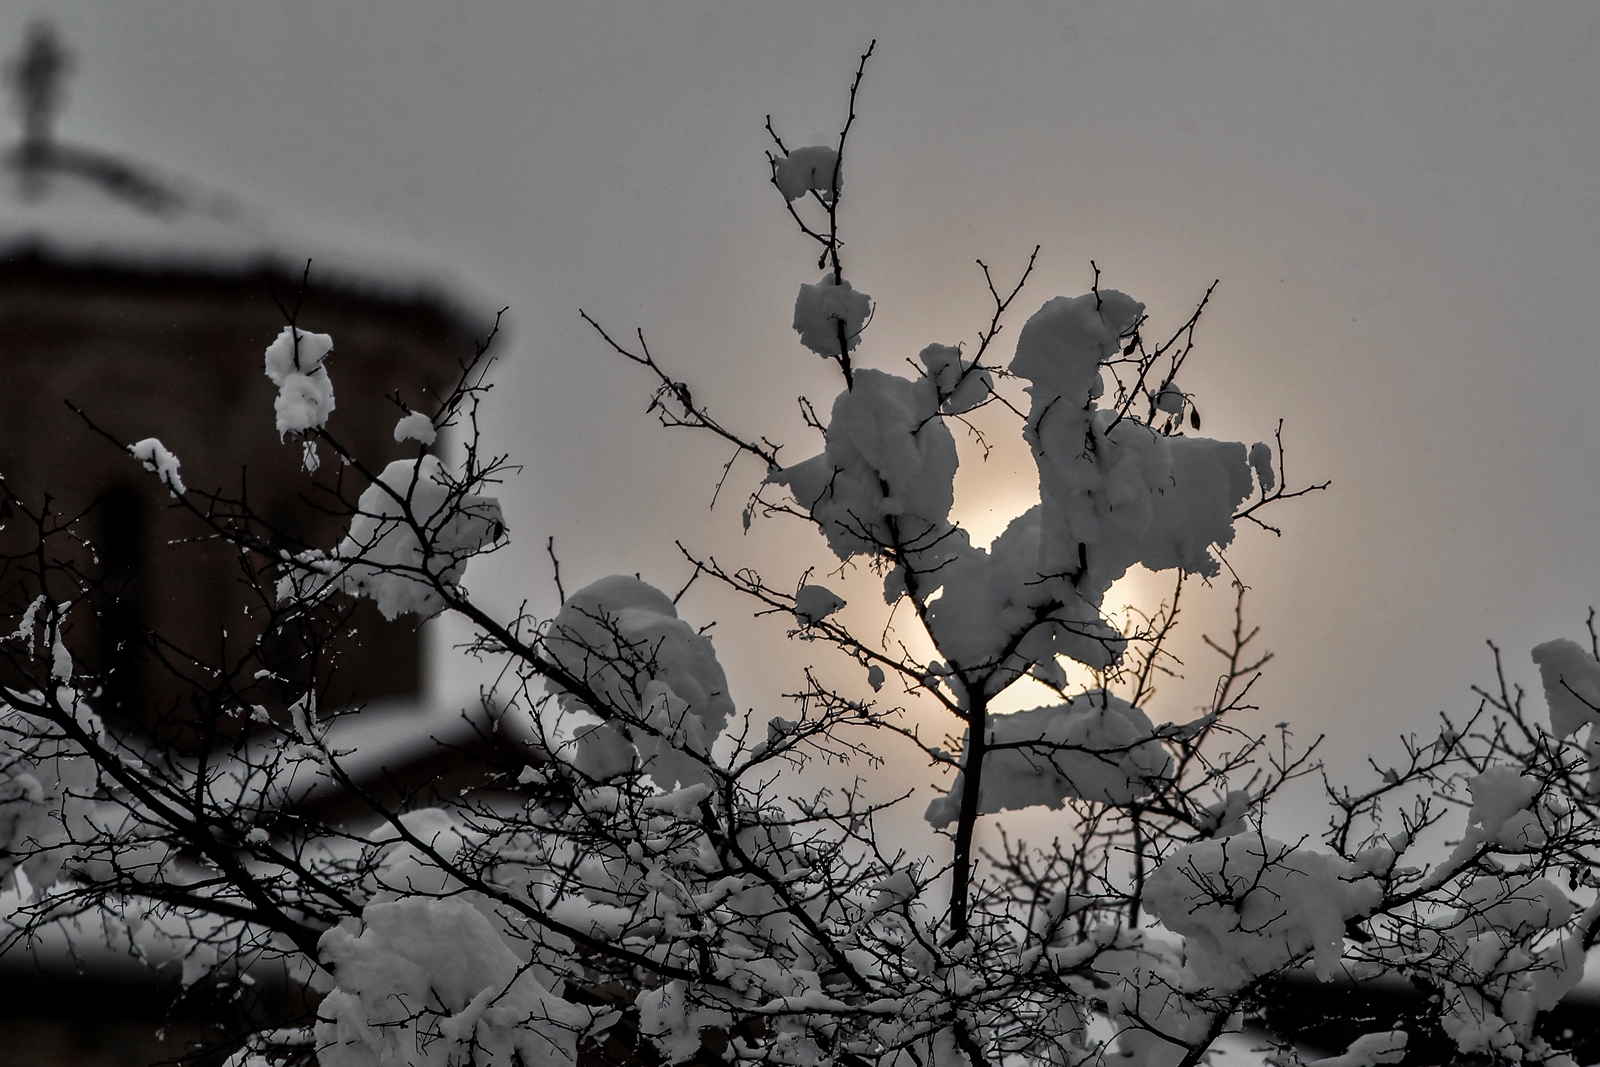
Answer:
top-left (6, 20), bottom-right (73, 154)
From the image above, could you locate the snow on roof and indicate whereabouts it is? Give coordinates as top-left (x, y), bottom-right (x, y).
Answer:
top-left (190, 696), bottom-right (517, 825)
top-left (0, 141), bottom-right (489, 329)
top-left (284, 696), bottom-right (505, 813)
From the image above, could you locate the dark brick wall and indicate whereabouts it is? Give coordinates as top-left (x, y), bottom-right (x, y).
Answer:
top-left (0, 256), bottom-right (476, 733)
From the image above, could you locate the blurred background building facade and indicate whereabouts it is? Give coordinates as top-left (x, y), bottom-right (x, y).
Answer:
top-left (0, 22), bottom-right (482, 1065)
top-left (0, 21), bottom-right (482, 730)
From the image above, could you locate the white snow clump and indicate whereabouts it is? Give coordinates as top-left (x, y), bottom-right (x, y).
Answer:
top-left (0, 679), bottom-right (105, 892)
top-left (1013, 291), bottom-right (1255, 588)
top-left (1311, 1031), bottom-right (1408, 1067)
top-left (1144, 833), bottom-right (1382, 989)
top-left (262, 326), bottom-right (336, 439)
top-left (1433, 766), bottom-right (1547, 878)
top-left (1530, 638), bottom-right (1600, 737)
top-left (774, 145), bottom-right (841, 202)
top-left (793, 275), bottom-right (870, 357)
top-left (636, 981), bottom-right (735, 1064)
top-left (546, 575), bottom-right (735, 790)
top-left (1073, 928), bottom-right (1211, 1067)
top-left (793, 584), bottom-right (845, 627)
top-left (1250, 440), bottom-right (1275, 493)
top-left (1154, 381), bottom-right (1184, 414)
top-left (1429, 872), bottom-right (1584, 1059)
top-left (770, 368), bottom-right (956, 562)
top-left (393, 411), bottom-right (437, 446)
top-left (316, 896), bottom-right (589, 1067)
top-left (281, 455), bottom-right (504, 621)
top-left (128, 438), bottom-right (186, 496)
top-left (1199, 788), bottom-right (1253, 838)
top-left (924, 692), bottom-right (1172, 826)
top-left (919, 343), bottom-right (992, 415)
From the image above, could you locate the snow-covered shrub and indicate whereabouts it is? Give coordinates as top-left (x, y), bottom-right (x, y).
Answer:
top-left (3, 44), bottom-right (1599, 1067)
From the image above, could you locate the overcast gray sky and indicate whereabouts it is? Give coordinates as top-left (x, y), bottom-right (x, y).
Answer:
top-left (9, 2), bottom-right (1600, 819)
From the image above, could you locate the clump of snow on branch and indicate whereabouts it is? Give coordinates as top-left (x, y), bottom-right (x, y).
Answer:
top-left (774, 145), bottom-right (840, 202)
top-left (1076, 929), bottom-right (1211, 1067)
top-left (279, 455), bottom-right (504, 620)
top-left (925, 691), bottom-right (1172, 826)
top-left (262, 325), bottom-right (336, 438)
top-left (1250, 440), bottom-right (1275, 493)
top-left (6, 597), bottom-right (76, 687)
top-left (546, 575), bottom-right (735, 789)
top-left (792, 275), bottom-right (870, 356)
top-left (1429, 873), bottom-right (1584, 1059)
top-left (1311, 1031), bottom-right (1408, 1067)
top-left (1530, 638), bottom-right (1600, 736)
top-left (770, 368), bottom-right (957, 562)
top-left (793, 584), bottom-right (845, 627)
top-left (637, 981), bottom-right (737, 1064)
top-left (0, 654), bottom-right (108, 894)
top-left (0, 711), bottom-right (100, 893)
top-left (128, 438), bottom-right (185, 495)
top-left (919, 343), bottom-right (992, 415)
top-left (393, 410), bottom-right (437, 446)
top-left (1199, 788), bottom-right (1253, 838)
top-left (1154, 381), bottom-right (1184, 414)
top-left (1013, 292), bottom-right (1254, 587)
top-left (1432, 766), bottom-right (1548, 878)
top-left (1143, 833), bottom-right (1382, 988)
top-left (316, 896), bottom-right (589, 1067)
top-left (917, 505), bottom-right (1124, 680)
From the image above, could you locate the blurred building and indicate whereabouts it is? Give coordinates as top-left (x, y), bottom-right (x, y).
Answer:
top-left (0, 22), bottom-right (489, 1066)
top-left (0, 21), bottom-right (484, 733)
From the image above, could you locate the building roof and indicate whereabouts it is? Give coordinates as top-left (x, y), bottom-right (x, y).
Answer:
top-left (0, 20), bottom-right (489, 330)
top-left (0, 139), bottom-right (488, 328)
